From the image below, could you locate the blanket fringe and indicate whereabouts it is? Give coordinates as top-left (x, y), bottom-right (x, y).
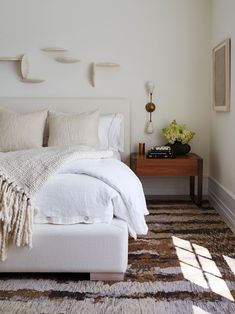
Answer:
top-left (0, 175), bottom-right (33, 261)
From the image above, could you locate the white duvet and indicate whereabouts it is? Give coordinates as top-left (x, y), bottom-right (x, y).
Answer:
top-left (35, 157), bottom-right (148, 238)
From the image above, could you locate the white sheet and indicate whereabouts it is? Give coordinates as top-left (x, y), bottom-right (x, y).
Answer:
top-left (35, 158), bottom-right (148, 238)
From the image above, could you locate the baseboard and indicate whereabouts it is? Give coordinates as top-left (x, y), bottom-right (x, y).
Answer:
top-left (208, 176), bottom-right (235, 233)
top-left (140, 176), bottom-right (208, 196)
top-left (145, 195), bottom-right (208, 201)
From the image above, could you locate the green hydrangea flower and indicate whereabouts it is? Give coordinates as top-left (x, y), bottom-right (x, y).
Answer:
top-left (162, 120), bottom-right (195, 144)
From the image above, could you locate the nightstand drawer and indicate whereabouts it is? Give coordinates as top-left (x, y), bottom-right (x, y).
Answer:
top-left (136, 157), bottom-right (198, 176)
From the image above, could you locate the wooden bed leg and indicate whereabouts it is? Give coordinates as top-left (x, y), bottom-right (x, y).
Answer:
top-left (90, 272), bottom-right (124, 281)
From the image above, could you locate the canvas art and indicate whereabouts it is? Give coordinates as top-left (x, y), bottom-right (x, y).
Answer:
top-left (212, 38), bottom-right (231, 112)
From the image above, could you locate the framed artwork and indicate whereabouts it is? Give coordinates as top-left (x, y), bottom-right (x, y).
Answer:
top-left (212, 38), bottom-right (231, 112)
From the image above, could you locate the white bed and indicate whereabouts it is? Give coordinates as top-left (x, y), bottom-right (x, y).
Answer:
top-left (0, 98), bottom-right (146, 280)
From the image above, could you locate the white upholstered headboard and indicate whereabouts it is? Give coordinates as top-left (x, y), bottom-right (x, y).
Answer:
top-left (0, 97), bottom-right (130, 164)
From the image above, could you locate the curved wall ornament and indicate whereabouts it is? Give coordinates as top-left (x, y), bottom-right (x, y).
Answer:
top-left (0, 54), bottom-right (45, 83)
top-left (43, 47), bottom-right (81, 65)
top-left (0, 56), bottom-right (22, 61)
top-left (91, 62), bottom-right (96, 87)
top-left (20, 54), bottom-right (45, 83)
top-left (96, 62), bottom-right (120, 67)
top-left (55, 57), bottom-right (80, 63)
top-left (91, 62), bottom-right (120, 87)
top-left (21, 78), bottom-right (45, 83)
top-left (21, 54), bottom-right (30, 79)
top-left (42, 47), bottom-right (68, 52)
top-left (0, 50), bottom-right (120, 86)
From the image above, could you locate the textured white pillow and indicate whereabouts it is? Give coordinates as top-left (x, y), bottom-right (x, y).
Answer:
top-left (0, 108), bottom-right (48, 152)
top-left (48, 110), bottom-right (100, 147)
top-left (98, 113), bottom-right (124, 152)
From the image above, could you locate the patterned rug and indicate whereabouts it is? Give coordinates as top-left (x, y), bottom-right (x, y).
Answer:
top-left (0, 200), bottom-right (235, 314)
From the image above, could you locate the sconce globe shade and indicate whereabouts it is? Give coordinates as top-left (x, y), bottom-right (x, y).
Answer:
top-left (146, 81), bottom-right (155, 94)
top-left (146, 121), bottom-right (154, 134)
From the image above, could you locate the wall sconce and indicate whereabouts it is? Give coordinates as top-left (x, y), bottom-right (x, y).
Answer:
top-left (145, 81), bottom-right (156, 134)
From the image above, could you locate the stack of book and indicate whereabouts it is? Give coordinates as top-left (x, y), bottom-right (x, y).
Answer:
top-left (147, 146), bottom-right (175, 158)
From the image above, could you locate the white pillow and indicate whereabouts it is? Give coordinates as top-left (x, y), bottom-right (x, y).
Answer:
top-left (0, 107), bottom-right (47, 152)
top-left (98, 113), bottom-right (124, 152)
top-left (48, 110), bottom-right (99, 147)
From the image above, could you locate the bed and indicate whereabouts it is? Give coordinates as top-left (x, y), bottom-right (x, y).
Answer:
top-left (0, 98), bottom-right (148, 280)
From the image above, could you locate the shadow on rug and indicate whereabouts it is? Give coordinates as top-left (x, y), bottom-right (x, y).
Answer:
top-left (0, 200), bottom-right (235, 314)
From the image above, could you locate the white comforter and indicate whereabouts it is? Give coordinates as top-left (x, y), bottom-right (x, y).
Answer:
top-left (35, 158), bottom-right (148, 238)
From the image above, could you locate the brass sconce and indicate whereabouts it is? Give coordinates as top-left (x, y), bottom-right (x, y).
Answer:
top-left (145, 81), bottom-right (156, 134)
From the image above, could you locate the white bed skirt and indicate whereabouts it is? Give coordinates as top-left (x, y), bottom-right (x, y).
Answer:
top-left (0, 219), bottom-right (128, 274)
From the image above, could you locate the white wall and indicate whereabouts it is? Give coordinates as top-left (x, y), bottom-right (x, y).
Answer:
top-left (211, 0), bottom-right (235, 196)
top-left (0, 0), bottom-right (211, 177)
top-left (209, 0), bottom-right (235, 230)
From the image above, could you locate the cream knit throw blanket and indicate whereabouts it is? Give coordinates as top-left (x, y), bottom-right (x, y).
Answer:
top-left (0, 146), bottom-right (112, 261)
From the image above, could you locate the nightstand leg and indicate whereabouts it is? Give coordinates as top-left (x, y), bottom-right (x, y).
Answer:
top-left (190, 176), bottom-right (195, 201)
top-left (197, 159), bottom-right (203, 206)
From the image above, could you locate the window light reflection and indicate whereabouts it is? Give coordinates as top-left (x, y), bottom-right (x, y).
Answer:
top-left (192, 243), bottom-right (212, 259)
top-left (179, 261), bottom-right (208, 289)
top-left (172, 236), bottom-right (234, 301)
top-left (192, 305), bottom-right (211, 314)
top-left (175, 247), bottom-right (200, 268)
top-left (172, 236), bottom-right (193, 252)
top-left (205, 272), bottom-right (234, 301)
top-left (223, 255), bottom-right (235, 276)
top-left (197, 255), bottom-right (222, 277)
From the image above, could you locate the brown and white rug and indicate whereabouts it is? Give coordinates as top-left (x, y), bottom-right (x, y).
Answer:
top-left (0, 201), bottom-right (235, 314)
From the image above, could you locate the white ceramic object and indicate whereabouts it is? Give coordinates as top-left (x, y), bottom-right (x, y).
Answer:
top-left (42, 47), bottom-right (68, 52)
top-left (21, 78), bottom-right (45, 83)
top-left (21, 54), bottom-right (30, 79)
top-left (55, 57), bottom-right (80, 63)
top-left (146, 81), bottom-right (155, 94)
top-left (146, 121), bottom-right (154, 134)
top-left (0, 57), bottom-right (22, 61)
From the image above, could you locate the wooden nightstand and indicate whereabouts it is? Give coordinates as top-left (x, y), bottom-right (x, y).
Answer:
top-left (130, 152), bottom-right (203, 206)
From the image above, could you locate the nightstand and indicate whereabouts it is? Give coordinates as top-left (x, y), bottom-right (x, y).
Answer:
top-left (130, 152), bottom-right (203, 206)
